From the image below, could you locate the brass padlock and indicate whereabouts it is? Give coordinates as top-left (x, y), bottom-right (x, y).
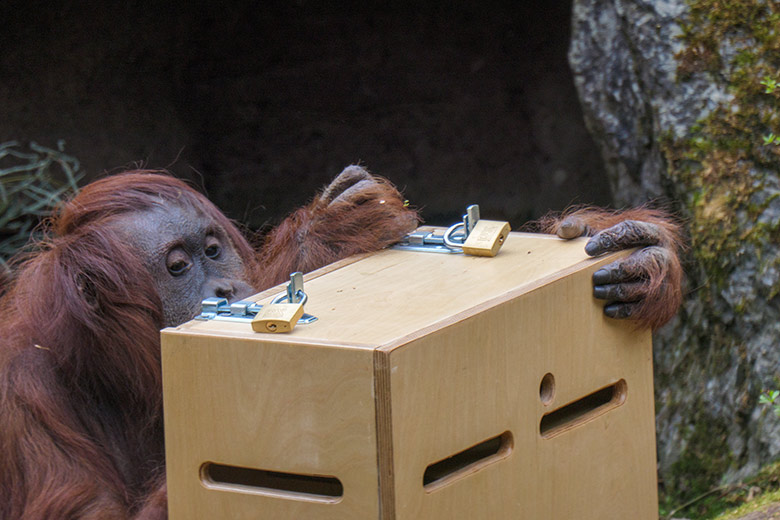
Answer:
top-left (462, 220), bottom-right (511, 257)
top-left (251, 302), bottom-right (304, 333)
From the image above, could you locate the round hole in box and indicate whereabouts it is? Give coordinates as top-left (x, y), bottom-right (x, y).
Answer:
top-left (539, 373), bottom-right (555, 405)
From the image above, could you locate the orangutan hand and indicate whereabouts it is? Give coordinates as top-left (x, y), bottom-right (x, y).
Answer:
top-left (256, 165), bottom-right (420, 288)
top-left (319, 165), bottom-right (383, 206)
top-left (315, 165), bottom-right (419, 241)
top-left (553, 210), bottom-right (683, 329)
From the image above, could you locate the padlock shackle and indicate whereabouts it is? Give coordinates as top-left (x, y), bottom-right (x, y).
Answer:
top-left (271, 290), bottom-right (308, 306)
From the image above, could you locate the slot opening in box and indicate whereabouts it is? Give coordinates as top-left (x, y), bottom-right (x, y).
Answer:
top-left (200, 462), bottom-right (344, 503)
top-left (539, 379), bottom-right (627, 438)
top-left (423, 431), bottom-right (513, 493)
top-left (539, 372), bottom-right (555, 405)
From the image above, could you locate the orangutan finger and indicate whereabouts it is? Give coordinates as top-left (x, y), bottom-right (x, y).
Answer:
top-left (592, 255), bottom-right (643, 285)
top-left (593, 246), bottom-right (672, 286)
top-left (592, 261), bottom-right (629, 286)
top-left (557, 216), bottom-right (587, 240)
top-left (592, 281), bottom-right (649, 302)
top-left (603, 302), bottom-right (639, 320)
top-left (328, 179), bottom-right (377, 206)
top-left (584, 220), bottom-right (663, 256)
top-left (320, 165), bottom-right (373, 205)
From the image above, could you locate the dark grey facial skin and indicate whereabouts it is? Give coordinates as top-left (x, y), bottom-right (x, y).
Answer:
top-left (108, 204), bottom-right (254, 327)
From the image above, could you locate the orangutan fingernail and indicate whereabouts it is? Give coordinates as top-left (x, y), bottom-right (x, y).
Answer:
top-left (585, 240), bottom-right (601, 256)
top-left (558, 222), bottom-right (581, 239)
top-left (604, 303), bottom-right (633, 319)
top-left (592, 268), bottom-right (610, 285)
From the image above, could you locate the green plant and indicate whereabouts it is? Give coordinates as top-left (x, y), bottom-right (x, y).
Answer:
top-left (761, 77), bottom-right (779, 145)
top-left (760, 76), bottom-right (777, 93)
top-left (759, 389), bottom-right (780, 417)
top-left (762, 133), bottom-right (780, 145)
top-left (0, 140), bottom-right (82, 275)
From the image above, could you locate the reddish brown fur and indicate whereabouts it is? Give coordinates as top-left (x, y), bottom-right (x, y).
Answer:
top-left (533, 206), bottom-right (684, 329)
top-left (0, 268), bottom-right (9, 297)
top-left (0, 170), bottom-right (418, 519)
top-left (1, 169), bottom-right (679, 517)
top-left (256, 176), bottom-right (419, 288)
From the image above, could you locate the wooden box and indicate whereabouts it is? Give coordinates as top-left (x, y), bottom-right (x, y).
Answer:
top-left (161, 231), bottom-right (658, 519)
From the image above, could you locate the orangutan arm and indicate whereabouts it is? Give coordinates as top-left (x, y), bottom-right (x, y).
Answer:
top-left (0, 352), bottom-right (137, 520)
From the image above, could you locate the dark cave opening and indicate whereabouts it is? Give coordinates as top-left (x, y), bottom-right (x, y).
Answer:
top-left (0, 1), bottom-right (609, 230)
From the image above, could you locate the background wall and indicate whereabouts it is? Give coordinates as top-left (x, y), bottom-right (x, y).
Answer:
top-left (0, 0), bottom-right (609, 231)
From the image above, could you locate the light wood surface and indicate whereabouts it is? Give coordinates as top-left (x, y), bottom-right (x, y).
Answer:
top-left (162, 231), bottom-right (658, 519)
top-left (171, 232), bottom-right (617, 347)
top-left (380, 261), bottom-right (656, 519)
top-left (162, 336), bottom-right (379, 519)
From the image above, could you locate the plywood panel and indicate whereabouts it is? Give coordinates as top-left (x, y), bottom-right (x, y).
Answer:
top-left (162, 334), bottom-right (379, 519)
top-left (383, 260), bottom-right (657, 520)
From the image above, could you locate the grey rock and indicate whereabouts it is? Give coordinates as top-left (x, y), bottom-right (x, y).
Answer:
top-left (570, 0), bottom-right (780, 494)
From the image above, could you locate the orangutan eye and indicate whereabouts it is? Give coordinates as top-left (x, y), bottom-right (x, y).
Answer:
top-left (166, 249), bottom-right (192, 277)
top-left (204, 236), bottom-right (222, 259)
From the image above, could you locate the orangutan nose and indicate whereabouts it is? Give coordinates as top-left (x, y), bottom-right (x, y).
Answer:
top-left (204, 278), bottom-right (254, 302)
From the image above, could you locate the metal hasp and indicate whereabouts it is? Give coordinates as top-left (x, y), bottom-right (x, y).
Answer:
top-left (393, 204), bottom-right (510, 257)
top-left (274, 271), bottom-right (307, 305)
top-left (194, 271), bottom-right (317, 325)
